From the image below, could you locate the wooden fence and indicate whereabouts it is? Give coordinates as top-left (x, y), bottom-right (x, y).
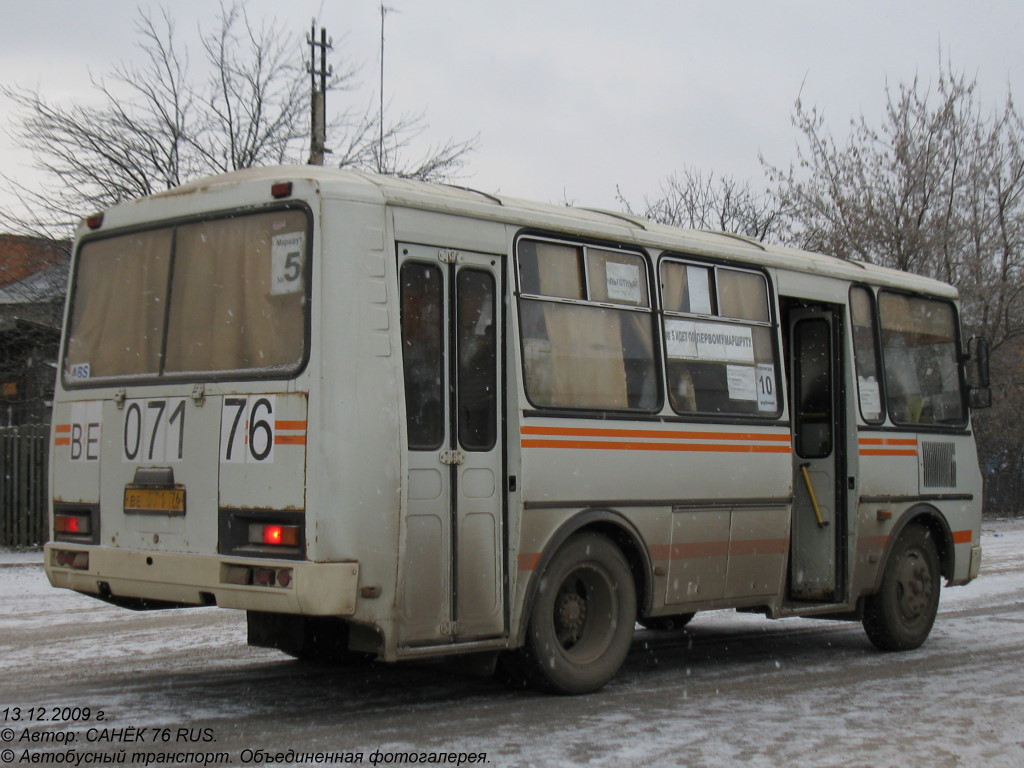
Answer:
top-left (0, 424), bottom-right (49, 547)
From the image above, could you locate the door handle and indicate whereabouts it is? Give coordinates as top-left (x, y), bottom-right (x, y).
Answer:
top-left (440, 449), bottom-right (466, 466)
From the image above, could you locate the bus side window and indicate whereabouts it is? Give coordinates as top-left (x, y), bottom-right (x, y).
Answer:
top-left (661, 260), bottom-right (779, 418)
top-left (850, 286), bottom-right (884, 423)
top-left (400, 263), bottom-right (445, 450)
top-left (516, 238), bottom-right (658, 412)
top-left (457, 269), bottom-right (497, 451)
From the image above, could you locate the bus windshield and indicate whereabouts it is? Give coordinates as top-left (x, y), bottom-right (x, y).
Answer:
top-left (63, 207), bottom-right (309, 385)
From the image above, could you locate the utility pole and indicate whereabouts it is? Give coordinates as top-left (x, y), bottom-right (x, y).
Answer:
top-left (379, 4), bottom-right (396, 172)
top-left (307, 22), bottom-right (333, 166)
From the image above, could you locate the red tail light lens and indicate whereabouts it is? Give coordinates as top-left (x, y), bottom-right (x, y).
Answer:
top-left (249, 523), bottom-right (300, 547)
top-left (55, 513), bottom-right (90, 534)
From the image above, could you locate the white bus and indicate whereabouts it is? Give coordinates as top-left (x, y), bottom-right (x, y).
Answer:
top-left (46, 166), bottom-right (990, 694)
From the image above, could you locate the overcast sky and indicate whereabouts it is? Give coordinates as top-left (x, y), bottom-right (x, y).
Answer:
top-left (2, 0), bottom-right (1023, 219)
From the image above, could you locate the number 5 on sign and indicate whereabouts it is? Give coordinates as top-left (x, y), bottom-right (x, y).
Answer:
top-left (220, 395), bottom-right (276, 463)
top-left (271, 232), bottom-right (305, 295)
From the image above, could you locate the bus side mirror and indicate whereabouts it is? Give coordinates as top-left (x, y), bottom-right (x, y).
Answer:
top-left (967, 336), bottom-right (991, 409)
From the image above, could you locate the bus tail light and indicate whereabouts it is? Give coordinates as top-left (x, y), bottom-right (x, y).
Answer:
top-left (53, 503), bottom-right (99, 544)
top-left (55, 512), bottom-right (91, 535)
top-left (250, 523), bottom-right (300, 547)
top-left (54, 550), bottom-right (89, 570)
top-left (225, 565), bottom-right (251, 585)
top-left (223, 564), bottom-right (293, 589)
top-left (220, 509), bottom-right (306, 560)
top-left (271, 181), bottom-right (293, 199)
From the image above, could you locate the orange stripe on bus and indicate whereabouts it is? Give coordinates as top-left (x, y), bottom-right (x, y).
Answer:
top-left (274, 435), bottom-right (307, 445)
top-left (521, 439), bottom-right (791, 454)
top-left (729, 538), bottom-right (789, 556)
top-left (522, 425), bottom-right (791, 442)
top-left (55, 424), bottom-right (71, 433)
top-left (952, 530), bottom-right (973, 545)
top-left (858, 437), bottom-right (917, 446)
top-left (650, 539), bottom-right (787, 560)
top-left (526, 531), bottom-right (972, 573)
top-left (275, 420), bottom-right (307, 431)
top-left (54, 437), bottom-right (71, 446)
top-left (518, 552), bottom-right (541, 571)
top-left (859, 437), bottom-right (918, 456)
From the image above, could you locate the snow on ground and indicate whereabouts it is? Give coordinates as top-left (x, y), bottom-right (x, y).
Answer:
top-left (2, 520), bottom-right (1023, 768)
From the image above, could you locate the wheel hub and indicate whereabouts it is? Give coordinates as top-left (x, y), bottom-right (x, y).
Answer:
top-left (555, 591), bottom-right (587, 645)
top-left (897, 556), bottom-right (932, 620)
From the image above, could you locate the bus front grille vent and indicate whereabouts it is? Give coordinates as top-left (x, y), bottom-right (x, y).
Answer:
top-left (922, 442), bottom-right (956, 488)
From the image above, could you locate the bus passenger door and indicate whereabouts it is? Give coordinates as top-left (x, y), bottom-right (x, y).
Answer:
top-left (787, 305), bottom-right (845, 603)
top-left (398, 244), bottom-right (505, 645)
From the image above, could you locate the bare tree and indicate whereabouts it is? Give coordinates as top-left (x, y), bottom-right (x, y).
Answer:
top-left (0, 1), bottom-right (477, 238)
top-left (763, 62), bottom-right (1024, 350)
top-left (764, 59), bottom-right (1024, 516)
top-left (618, 167), bottom-right (785, 242)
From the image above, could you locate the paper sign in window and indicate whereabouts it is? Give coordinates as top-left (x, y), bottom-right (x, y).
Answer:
top-left (665, 319), bottom-right (755, 364)
top-left (271, 232), bottom-right (305, 296)
top-left (757, 363), bottom-right (778, 411)
top-left (605, 262), bottom-right (642, 304)
top-left (687, 265), bottom-right (713, 314)
top-left (858, 376), bottom-right (881, 419)
top-left (727, 365), bottom-right (757, 401)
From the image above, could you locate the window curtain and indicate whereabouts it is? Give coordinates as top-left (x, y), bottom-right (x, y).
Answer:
top-left (165, 211), bottom-right (306, 373)
top-left (65, 229), bottom-right (172, 379)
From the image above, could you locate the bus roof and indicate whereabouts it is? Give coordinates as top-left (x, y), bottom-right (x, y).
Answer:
top-left (136, 165), bottom-right (955, 299)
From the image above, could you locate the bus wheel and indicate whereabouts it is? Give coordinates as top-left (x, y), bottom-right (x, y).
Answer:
top-left (862, 524), bottom-right (941, 651)
top-left (520, 532), bottom-right (636, 694)
top-left (638, 613), bottom-right (695, 631)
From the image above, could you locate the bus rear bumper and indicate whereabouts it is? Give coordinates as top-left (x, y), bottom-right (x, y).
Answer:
top-left (43, 544), bottom-right (359, 616)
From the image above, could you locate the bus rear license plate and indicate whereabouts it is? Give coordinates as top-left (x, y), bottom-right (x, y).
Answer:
top-left (124, 488), bottom-right (186, 515)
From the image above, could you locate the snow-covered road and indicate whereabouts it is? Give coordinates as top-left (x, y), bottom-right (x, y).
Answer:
top-left (2, 520), bottom-right (1023, 767)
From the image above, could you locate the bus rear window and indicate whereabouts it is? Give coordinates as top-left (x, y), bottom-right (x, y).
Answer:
top-left (63, 207), bottom-right (309, 385)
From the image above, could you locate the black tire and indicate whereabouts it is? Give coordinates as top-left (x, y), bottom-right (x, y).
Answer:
top-left (862, 524), bottom-right (941, 651)
top-left (638, 612), bottom-right (695, 631)
top-left (517, 532), bottom-right (637, 694)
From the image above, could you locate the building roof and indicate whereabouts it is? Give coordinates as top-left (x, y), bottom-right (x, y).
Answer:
top-left (0, 234), bottom-right (70, 305)
top-left (0, 234), bottom-right (69, 288)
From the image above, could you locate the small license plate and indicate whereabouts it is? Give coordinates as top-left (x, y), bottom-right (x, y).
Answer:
top-left (124, 487), bottom-right (186, 515)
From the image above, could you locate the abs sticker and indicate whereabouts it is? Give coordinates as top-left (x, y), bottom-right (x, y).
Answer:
top-left (68, 362), bottom-right (91, 381)
top-left (221, 395), bottom-right (276, 463)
